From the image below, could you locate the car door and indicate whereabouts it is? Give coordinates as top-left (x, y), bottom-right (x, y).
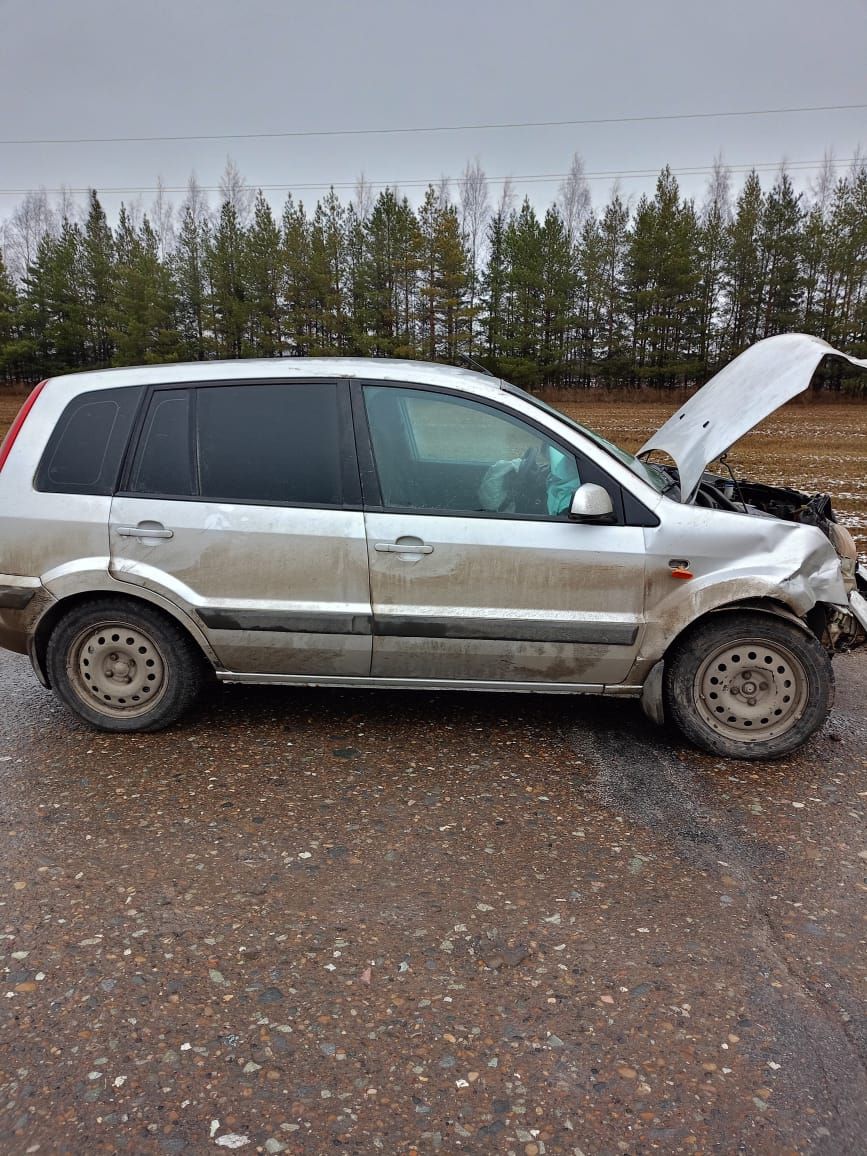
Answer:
top-left (356, 381), bottom-right (647, 687)
top-left (109, 378), bottom-right (372, 677)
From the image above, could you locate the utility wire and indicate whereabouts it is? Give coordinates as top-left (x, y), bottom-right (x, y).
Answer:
top-left (1, 102), bottom-right (865, 147)
top-left (0, 157), bottom-right (854, 197)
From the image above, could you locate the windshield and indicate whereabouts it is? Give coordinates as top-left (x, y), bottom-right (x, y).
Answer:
top-left (501, 383), bottom-right (670, 494)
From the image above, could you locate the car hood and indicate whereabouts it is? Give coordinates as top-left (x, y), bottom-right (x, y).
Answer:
top-left (637, 333), bottom-right (867, 502)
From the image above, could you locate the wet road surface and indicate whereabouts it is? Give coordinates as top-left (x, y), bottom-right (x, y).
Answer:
top-left (1, 650), bottom-right (865, 1155)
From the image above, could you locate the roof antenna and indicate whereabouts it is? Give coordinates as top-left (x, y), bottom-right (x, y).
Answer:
top-left (454, 352), bottom-right (495, 377)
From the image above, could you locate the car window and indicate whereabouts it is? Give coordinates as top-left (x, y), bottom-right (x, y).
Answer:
top-left (363, 385), bottom-right (582, 517)
top-left (503, 380), bottom-right (669, 493)
top-left (35, 387), bottom-right (143, 495)
top-left (128, 390), bottom-right (195, 496)
top-left (197, 383), bottom-right (342, 505)
top-left (128, 382), bottom-right (343, 505)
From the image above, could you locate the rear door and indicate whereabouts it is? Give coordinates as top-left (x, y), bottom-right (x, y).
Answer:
top-left (356, 381), bottom-right (647, 687)
top-left (109, 378), bottom-right (372, 676)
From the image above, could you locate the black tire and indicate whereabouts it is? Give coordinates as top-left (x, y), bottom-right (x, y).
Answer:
top-left (663, 611), bottom-right (834, 760)
top-left (46, 597), bottom-right (207, 733)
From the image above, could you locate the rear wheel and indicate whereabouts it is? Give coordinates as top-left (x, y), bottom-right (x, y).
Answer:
top-left (47, 599), bottom-right (206, 732)
top-left (663, 611), bottom-right (833, 760)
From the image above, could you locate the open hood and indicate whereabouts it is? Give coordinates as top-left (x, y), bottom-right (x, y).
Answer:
top-left (637, 333), bottom-right (867, 502)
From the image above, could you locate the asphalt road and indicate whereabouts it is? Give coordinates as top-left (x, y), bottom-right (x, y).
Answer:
top-left (1, 649), bottom-right (866, 1155)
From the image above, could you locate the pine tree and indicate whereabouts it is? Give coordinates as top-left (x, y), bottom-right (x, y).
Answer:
top-left (22, 221), bottom-right (89, 374)
top-left (801, 200), bottom-right (828, 339)
top-left (696, 163), bottom-right (731, 373)
top-left (391, 195), bottom-right (422, 358)
top-left (174, 181), bottom-right (211, 361)
top-left (759, 170), bottom-right (803, 337)
top-left (112, 207), bottom-right (181, 365)
top-left (480, 208), bottom-right (509, 370)
top-left (343, 202), bottom-right (369, 354)
top-left (625, 193), bottom-right (657, 379)
top-left (574, 211), bottom-right (604, 384)
top-left (281, 195), bottom-right (312, 355)
top-left (597, 192), bottom-right (631, 381)
top-left (246, 191), bottom-right (283, 357)
top-left (81, 190), bottom-right (116, 366)
top-left (207, 200), bottom-right (248, 358)
top-left (416, 187), bottom-right (440, 360)
top-left (627, 168), bottom-right (702, 386)
top-left (308, 190), bottom-right (348, 354)
top-left (417, 187), bottom-right (469, 361)
top-left (501, 199), bottom-right (545, 386)
top-left (826, 165), bottom-right (867, 355)
top-left (724, 171), bottom-right (765, 354)
top-left (538, 207), bottom-right (575, 384)
top-left (362, 189), bottom-right (417, 357)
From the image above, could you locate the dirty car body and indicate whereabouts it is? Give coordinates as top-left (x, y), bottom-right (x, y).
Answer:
top-left (0, 334), bottom-right (864, 759)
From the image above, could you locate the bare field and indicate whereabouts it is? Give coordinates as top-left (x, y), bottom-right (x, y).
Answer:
top-left (1, 388), bottom-right (865, 551)
top-left (0, 392), bottom-right (28, 434)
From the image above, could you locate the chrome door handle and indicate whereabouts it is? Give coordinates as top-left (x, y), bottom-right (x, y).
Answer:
top-left (115, 524), bottom-right (174, 540)
top-left (374, 541), bottom-right (434, 554)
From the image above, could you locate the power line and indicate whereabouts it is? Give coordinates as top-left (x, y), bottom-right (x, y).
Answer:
top-left (1, 102), bottom-right (865, 147)
top-left (0, 157), bottom-right (854, 198)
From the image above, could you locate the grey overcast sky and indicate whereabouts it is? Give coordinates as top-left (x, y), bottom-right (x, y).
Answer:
top-left (0, 0), bottom-right (865, 218)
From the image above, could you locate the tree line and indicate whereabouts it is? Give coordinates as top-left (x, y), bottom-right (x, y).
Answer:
top-left (1, 156), bottom-right (865, 390)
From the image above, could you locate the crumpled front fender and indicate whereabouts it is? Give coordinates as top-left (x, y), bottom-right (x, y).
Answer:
top-left (635, 515), bottom-right (848, 676)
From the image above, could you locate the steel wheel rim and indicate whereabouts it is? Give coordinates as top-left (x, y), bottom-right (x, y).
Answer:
top-left (693, 636), bottom-right (809, 743)
top-left (68, 621), bottom-right (168, 718)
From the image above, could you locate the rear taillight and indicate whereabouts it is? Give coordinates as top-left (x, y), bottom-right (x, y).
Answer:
top-left (0, 380), bottom-right (48, 473)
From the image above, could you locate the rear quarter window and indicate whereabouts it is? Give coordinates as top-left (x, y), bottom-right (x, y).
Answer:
top-left (127, 390), bottom-right (195, 496)
top-left (35, 387), bottom-right (144, 495)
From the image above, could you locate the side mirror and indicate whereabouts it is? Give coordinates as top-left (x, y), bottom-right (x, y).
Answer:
top-left (570, 482), bottom-right (615, 523)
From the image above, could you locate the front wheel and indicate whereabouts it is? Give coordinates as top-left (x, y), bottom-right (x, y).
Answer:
top-left (47, 598), bottom-right (206, 733)
top-left (663, 611), bottom-right (834, 760)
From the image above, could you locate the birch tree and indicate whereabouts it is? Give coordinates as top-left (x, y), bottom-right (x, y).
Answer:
top-left (3, 189), bottom-right (55, 282)
top-left (459, 159), bottom-right (490, 354)
top-left (557, 152), bottom-right (591, 246)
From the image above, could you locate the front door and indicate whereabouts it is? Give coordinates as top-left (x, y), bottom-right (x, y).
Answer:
top-left (110, 379), bottom-right (371, 676)
top-left (358, 382), bottom-right (646, 686)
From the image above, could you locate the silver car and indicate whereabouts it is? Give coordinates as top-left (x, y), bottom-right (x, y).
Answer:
top-left (1, 333), bottom-right (865, 759)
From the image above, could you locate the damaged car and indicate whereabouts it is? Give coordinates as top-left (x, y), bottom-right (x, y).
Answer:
top-left (0, 332), bottom-right (864, 758)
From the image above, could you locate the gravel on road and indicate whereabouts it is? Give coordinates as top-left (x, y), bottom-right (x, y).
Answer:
top-left (1, 650), bottom-right (866, 1155)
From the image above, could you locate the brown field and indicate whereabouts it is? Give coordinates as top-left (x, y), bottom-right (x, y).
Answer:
top-left (2, 388), bottom-right (865, 553)
top-left (0, 391), bottom-right (28, 434)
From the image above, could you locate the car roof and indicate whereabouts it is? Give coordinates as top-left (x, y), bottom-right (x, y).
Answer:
top-left (45, 357), bottom-right (504, 399)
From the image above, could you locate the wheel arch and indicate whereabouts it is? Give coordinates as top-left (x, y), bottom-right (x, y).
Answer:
top-left (657, 601), bottom-right (834, 759)
top-left (640, 596), bottom-right (816, 727)
top-left (704, 596), bottom-right (816, 638)
top-left (30, 589), bottom-right (219, 688)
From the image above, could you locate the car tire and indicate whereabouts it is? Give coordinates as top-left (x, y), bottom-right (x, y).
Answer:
top-left (47, 598), bottom-right (207, 733)
top-left (663, 611), bottom-right (834, 760)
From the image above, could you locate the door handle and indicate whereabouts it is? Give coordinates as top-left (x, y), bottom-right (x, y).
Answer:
top-left (115, 524), bottom-right (174, 540)
top-left (374, 541), bottom-right (434, 554)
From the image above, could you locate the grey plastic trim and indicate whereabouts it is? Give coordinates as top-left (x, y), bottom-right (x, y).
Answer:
top-left (0, 586), bottom-right (36, 610)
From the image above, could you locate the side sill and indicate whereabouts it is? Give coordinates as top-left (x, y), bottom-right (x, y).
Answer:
top-left (214, 671), bottom-right (644, 696)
